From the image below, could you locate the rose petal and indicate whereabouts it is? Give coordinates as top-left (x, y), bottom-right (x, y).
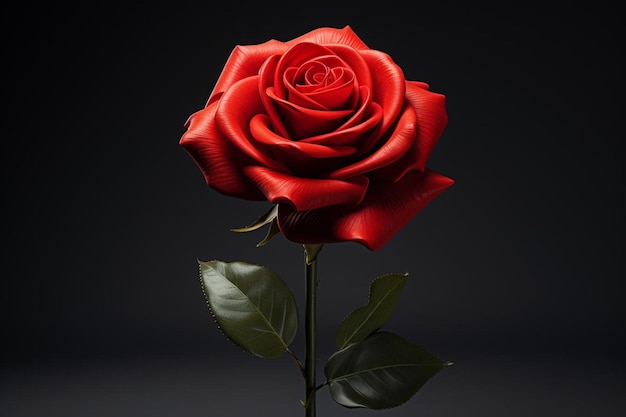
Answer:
top-left (216, 76), bottom-right (288, 173)
top-left (360, 49), bottom-right (405, 136)
top-left (267, 86), bottom-right (354, 139)
top-left (282, 66), bottom-right (331, 110)
top-left (368, 134), bottom-right (421, 182)
top-left (405, 80), bottom-right (448, 172)
top-left (258, 41), bottom-right (374, 140)
top-left (285, 25), bottom-right (370, 50)
top-left (244, 166), bottom-right (369, 211)
top-left (249, 115), bottom-right (355, 156)
top-left (180, 103), bottom-right (265, 200)
top-left (299, 99), bottom-right (382, 147)
top-left (208, 40), bottom-right (288, 105)
top-left (277, 170), bottom-right (454, 250)
top-left (249, 114), bottom-right (357, 175)
top-left (246, 104), bottom-right (382, 176)
top-left (272, 85), bottom-right (376, 146)
top-left (285, 59), bottom-right (356, 110)
top-left (325, 44), bottom-right (373, 95)
top-left (318, 85), bottom-right (372, 135)
top-left (370, 82), bottom-right (448, 181)
top-left (259, 55), bottom-right (290, 138)
top-left (327, 102), bottom-right (416, 179)
top-left (272, 43), bottom-right (340, 104)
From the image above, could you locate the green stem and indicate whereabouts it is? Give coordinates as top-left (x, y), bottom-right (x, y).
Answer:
top-left (304, 252), bottom-right (318, 417)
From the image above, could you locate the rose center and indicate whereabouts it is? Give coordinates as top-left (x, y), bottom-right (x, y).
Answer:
top-left (290, 57), bottom-right (354, 96)
top-left (304, 63), bottom-right (343, 88)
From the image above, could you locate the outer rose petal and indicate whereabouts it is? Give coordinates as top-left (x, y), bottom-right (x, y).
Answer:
top-left (244, 166), bottom-right (369, 211)
top-left (208, 40), bottom-right (288, 105)
top-left (180, 103), bottom-right (265, 200)
top-left (404, 81), bottom-right (448, 172)
top-left (371, 81), bottom-right (448, 181)
top-left (216, 76), bottom-right (287, 173)
top-left (285, 25), bottom-right (369, 50)
top-left (277, 170), bottom-right (454, 251)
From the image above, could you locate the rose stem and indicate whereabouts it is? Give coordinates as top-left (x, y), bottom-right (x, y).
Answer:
top-left (304, 251), bottom-right (318, 417)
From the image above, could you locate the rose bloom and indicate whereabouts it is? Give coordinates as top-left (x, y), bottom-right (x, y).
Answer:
top-left (181, 26), bottom-right (453, 251)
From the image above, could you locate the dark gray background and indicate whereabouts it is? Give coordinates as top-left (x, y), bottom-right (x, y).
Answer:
top-left (2, 2), bottom-right (624, 416)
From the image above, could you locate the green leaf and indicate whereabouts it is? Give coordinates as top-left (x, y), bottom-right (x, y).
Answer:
top-left (199, 260), bottom-right (298, 359)
top-left (335, 273), bottom-right (408, 350)
top-left (324, 332), bottom-right (451, 409)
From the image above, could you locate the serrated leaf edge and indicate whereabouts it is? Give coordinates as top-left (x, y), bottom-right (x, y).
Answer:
top-left (326, 332), bottom-right (452, 410)
top-left (198, 259), bottom-right (294, 358)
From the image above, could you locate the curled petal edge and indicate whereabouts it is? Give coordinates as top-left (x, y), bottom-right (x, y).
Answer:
top-left (244, 166), bottom-right (369, 212)
top-left (277, 170), bottom-right (454, 251)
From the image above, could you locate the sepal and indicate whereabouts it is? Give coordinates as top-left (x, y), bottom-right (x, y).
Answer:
top-left (304, 243), bottom-right (324, 264)
top-left (231, 204), bottom-right (278, 233)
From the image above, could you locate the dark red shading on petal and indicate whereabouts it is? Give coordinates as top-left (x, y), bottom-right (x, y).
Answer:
top-left (257, 41), bottom-right (374, 141)
top-left (249, 114), bottom-right (357, 174)
top-left (248, 103), bottom-right (383, 176)
top-left (371, 82), bottom-right (448, 181)
top-left (180, 103), bottom-right (265, 200)
top-left (277, 170), bottom-right (454, 250)
top-left (208, 40), bottom-right (288, 105)
top-left (267, 87), bottom-right (354, 139)
top-left (327, 102), bottom-right (417, 179)
top-left (325, 44), bottom-right (373, 96)
top-left (259, 55), bottom-right (291, 138)
top-left (299, 99), bottom-right (382, 147)
top-left (272, 43), bottom-right (340, 103)
top-left (359, 49), bottom-right (405, 136)
top-left (286, 61), bottom-right (356, 110)
top-left (267, 43), bottom-right (358, 139)
top-left (244, 166), bottom-right (369, 211)
top-left (250, 114), bottom-right (356, 156)
top-left (215, 76), bottom-right (288, 173)
top-left (285, 25), bottom-right (370, 50)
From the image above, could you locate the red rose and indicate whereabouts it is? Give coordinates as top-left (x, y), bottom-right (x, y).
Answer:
top-left (181, 26), bottom-right (453, 251)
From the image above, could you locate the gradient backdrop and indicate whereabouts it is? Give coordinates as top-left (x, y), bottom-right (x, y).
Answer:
top-left (3, 2), bottom-right (624, 416)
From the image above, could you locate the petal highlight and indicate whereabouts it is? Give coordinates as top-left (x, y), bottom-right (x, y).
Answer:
top-left (180, 103), bottom-right (265, 200)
